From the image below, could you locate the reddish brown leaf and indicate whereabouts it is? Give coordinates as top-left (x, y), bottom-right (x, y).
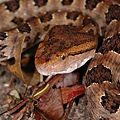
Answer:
top-left (34, 108), bottom-right (49, 120)
top-left (35, 88), bottom-right (64, 120)
top-left (61, 85), bottom-right (85, 104)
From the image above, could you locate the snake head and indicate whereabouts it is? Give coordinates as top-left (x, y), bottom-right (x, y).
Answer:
top-left (35, 25), bottom-right (98, 75)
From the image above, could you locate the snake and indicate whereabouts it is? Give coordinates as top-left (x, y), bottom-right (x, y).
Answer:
top-left (0, 0), bottom-right (120, 120)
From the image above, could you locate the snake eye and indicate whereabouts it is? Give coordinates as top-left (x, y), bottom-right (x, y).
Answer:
top-left (61, 55), bottom-right (66, 60)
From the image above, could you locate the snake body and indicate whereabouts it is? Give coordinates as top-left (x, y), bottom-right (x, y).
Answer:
top-left (0, 0), bottom-right (120, 120)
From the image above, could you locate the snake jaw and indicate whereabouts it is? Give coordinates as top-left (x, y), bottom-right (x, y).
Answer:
top-left (35, 49), bottom-right (96, 76)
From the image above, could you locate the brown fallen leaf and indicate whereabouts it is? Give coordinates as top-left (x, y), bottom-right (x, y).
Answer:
top-left (61, 85), bottom-right (85, 104)
top-left (8, 35), bottom-right (26, 82)
top-left (34, 88), bottom-right (64, 120)
top-left (7, 34), bottom-right (40, 85)
top-left (34, 109), bottom-right (47, 120)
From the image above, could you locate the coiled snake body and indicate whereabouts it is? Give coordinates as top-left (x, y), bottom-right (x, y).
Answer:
top-left (0, 0), bottom-right (120, 120)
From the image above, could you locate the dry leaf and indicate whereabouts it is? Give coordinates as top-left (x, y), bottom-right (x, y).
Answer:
top-left (61, 85), bottom-right (85, 104)
top-left (35, 88), bottom-right (64, 120)
top-left (8, 35), bottom-right (26, 82)
top-left (7, 35), bottom-right (40, 85)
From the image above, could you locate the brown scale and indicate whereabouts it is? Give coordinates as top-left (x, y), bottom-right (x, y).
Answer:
top-left (85, 0), bottom-right (102, 10)
top-left (34, 0), bottom-right (48, 7)
top-left (101, 90), bottom-right (120, 113)
top-left (11, 17), bottom-right (24, 25)
top-left (85, 64), bottom-right (112, 87)
top-left (98, 33), bottom-right (120, 54)
top-left (38, 12), bottom-right (53, 23)
top-left (4, 0), bottom-right (20, 12)
top-left (105, 4), bottom-right (120, 25)
top-left (83, 16), bottom-right (96, 26)
top-left (17, 23), bottom-right (31, 33)
top-left (66, 11), bottom-right (82, 20)
top-left (61, 0), bottom-right (73, 5)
